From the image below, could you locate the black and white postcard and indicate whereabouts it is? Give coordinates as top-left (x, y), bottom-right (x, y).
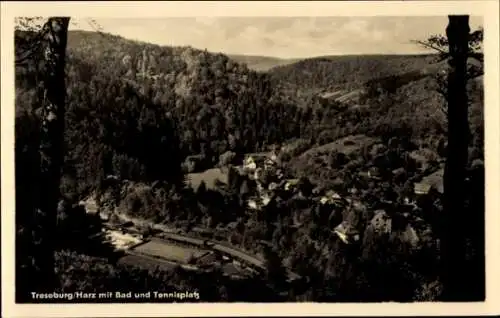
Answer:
top-left (2, 1), bottom-right (499, 317)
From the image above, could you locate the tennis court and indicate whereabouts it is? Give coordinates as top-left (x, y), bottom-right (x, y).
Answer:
top-left (131, 238), bottom-right (209, 264)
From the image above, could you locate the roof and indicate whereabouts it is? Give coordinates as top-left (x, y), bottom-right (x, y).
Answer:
top-left (358, 171), bottom-right (370, 178)
top-left (334, 230), bottom-right (350, 244)
top-left (392, 167), bottom-right (406, 175)
top-left (222, 263), bottom-right (245, 277)
top-left (472, 159), bottom-right (484, 168)
top-left (247, 199), bottom-right (259, 210)
top-left (370, 210), bottom-right (392, 234)
top-left (245, 152), bottom-right (270, 159)
top-left (187, 168), bottom-right (228, 190)
top-left (414, 182), bottom-right (432, 194)
top-left (421, 169), bottom-right (444, 193)
top-left (268, 182), bottom-right (279, 191)
top-left (333, 221), bottom-right (359, 244)
top-left (195, 252), bottom-right (219, 266)
top-left (401, 225), bottom-right (419, 247)
top-left (79, 198), bottom-right (99, 214)
top-left (414, 168), bottom-right (444, 195)
top-left (326, 190), bottom-right (342, 200)
top-left (320, 90), bottom-right (345, 99)
top-left (185, 154), bottom-right (205, 160)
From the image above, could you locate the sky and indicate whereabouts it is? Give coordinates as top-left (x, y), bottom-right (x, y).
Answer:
top-left (70, 16), bottom-right (483, 59)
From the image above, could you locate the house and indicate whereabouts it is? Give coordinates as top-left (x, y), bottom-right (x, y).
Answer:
top-left (268, 182), bottom-right (279, 191)
top-left (247, 199), bottom-right (259, 210)
top-left (326, 190), bottom-right (342, 200)
top-left (264, 158), bottom-right (275, 169)
top-left (472, 159), bottom-right (484, 168)
top-left (221, 263), bottom-right (246, 279)
top-left (261, 192), bottom-right (272, 206)
top-left (275, 169), bottom-right (284, 180)
top-left (333, 221), bottom-right (360, 244)
top-left (409, 149), bottom-right (438, 171)
top-left (270, 151), bottom-right (278, 162)
top-left (78, 197), bottom-right (99, 215)
top-left (312, 187), bottom-right (323, 195)
top-left (195, 251), bottom-right (220, 268)
top-left (413, 168), bottom-right (444, 195)
top-left (403, 197), bottom-right (417, 206)
top-left (320, 197), bottom-right (330, 205)
top-left (348, 187), bottom-right (359, 195)
top-left (400, 224), bottom-right (420, 248)
top-left (421, 169), bottom-right (444, 194)
top-left (243, 157), bottom-right (257, 171)
top-left (357, 166), bottom-right (381, 180)
top-left (320, 190), bottom-right (343, 206)
top-left (370, 210), bottom-right (392, 234)
top-left (252, 167), bottom-right (264, 181)
top-left (263, 151), bottom-right (280, 169)
top-left (186, 168), bottom-right (228, 191)
top-left (182, 154), bottom-right (206, 173)
top-left (367, 166), bottom-right (382, 180)
top-left (256, 182), bottom-right (265, 194)
top-left (414, 182), bottom-right (432, 195)
top-left (392, 167), bottom-right (406, 176)
top-left (243, 153), bottom-right (269, 171)
top-left (284, 179), bottom-right (300, 191)
top-left (334, 229), bottom-right (350, 244)
top-left (358, 171), bottom-right (370, 179)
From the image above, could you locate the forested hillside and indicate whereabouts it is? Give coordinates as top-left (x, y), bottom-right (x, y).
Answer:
top-left (16, 28), bottom-right (484, 219)
top-left (269, 54), bottom-right (438, 91)
top-left (16, 30), bottom-right (303, 194)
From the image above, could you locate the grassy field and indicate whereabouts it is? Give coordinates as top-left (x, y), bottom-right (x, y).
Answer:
top-left (118, 254), bottom-right (178, 271)
top-left (287, 134), bottom-right (380, 183)
top-left (131, 239), bottom-right (208, 264)
top-left (297, 134), bottom-right (378, 159)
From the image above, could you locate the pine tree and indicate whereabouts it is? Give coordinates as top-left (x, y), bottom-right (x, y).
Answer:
top-left (441, 15), bottom-right (471, 301)
top-left (34, 17), bottom-right (70, 293)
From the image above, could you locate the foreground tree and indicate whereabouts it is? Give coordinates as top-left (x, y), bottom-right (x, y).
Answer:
top-left (416, 15), bottom-right (484, 301)
top-left (16, 17), bottom-right (71, 293)
top-left (441, 15), bottom-right (472, 301)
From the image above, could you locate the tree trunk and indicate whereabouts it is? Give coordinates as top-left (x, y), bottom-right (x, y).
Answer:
top-left (441, 15), bottom-right (470, 301)
top-left (33, 17), bottom-right (70, 292)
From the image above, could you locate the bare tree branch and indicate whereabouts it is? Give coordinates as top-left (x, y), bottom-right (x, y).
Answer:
top-left (411, 40), bottom-right (449, 56)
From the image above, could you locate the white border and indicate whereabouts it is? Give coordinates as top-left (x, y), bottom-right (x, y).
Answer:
top-left (2, 1), bottom-right (499, 317)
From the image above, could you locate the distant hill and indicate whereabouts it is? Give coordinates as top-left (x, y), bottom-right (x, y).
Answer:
top-left (268, 54), bottom-right (439, 88)
top-left (228, 54), bottom-right (299, 72)
top-left (264, 53), bottom-right (481, 114)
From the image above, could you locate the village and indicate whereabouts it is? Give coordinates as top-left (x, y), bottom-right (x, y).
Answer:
top-left (179, 137), bottom-right (455, 253)
top-left (74, 132), bottom-right (459, 287)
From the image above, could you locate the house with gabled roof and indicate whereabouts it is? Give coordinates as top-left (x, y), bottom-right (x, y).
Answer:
top-left (414, 182), bottom-right (432, 195)
top-left (333, 221), bottom-right (360, 244)
top-left (243, 152), bottom-right (269, 171)
top-left (370, 210), bottom-right (392, 234)
top-left (284, 178), bottom-right (299, 191)
top-left (413, 168), bottom-right (444, 195)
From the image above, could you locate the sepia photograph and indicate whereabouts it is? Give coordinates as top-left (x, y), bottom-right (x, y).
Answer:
top-left (2, 1), bottom-right (500, 317)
